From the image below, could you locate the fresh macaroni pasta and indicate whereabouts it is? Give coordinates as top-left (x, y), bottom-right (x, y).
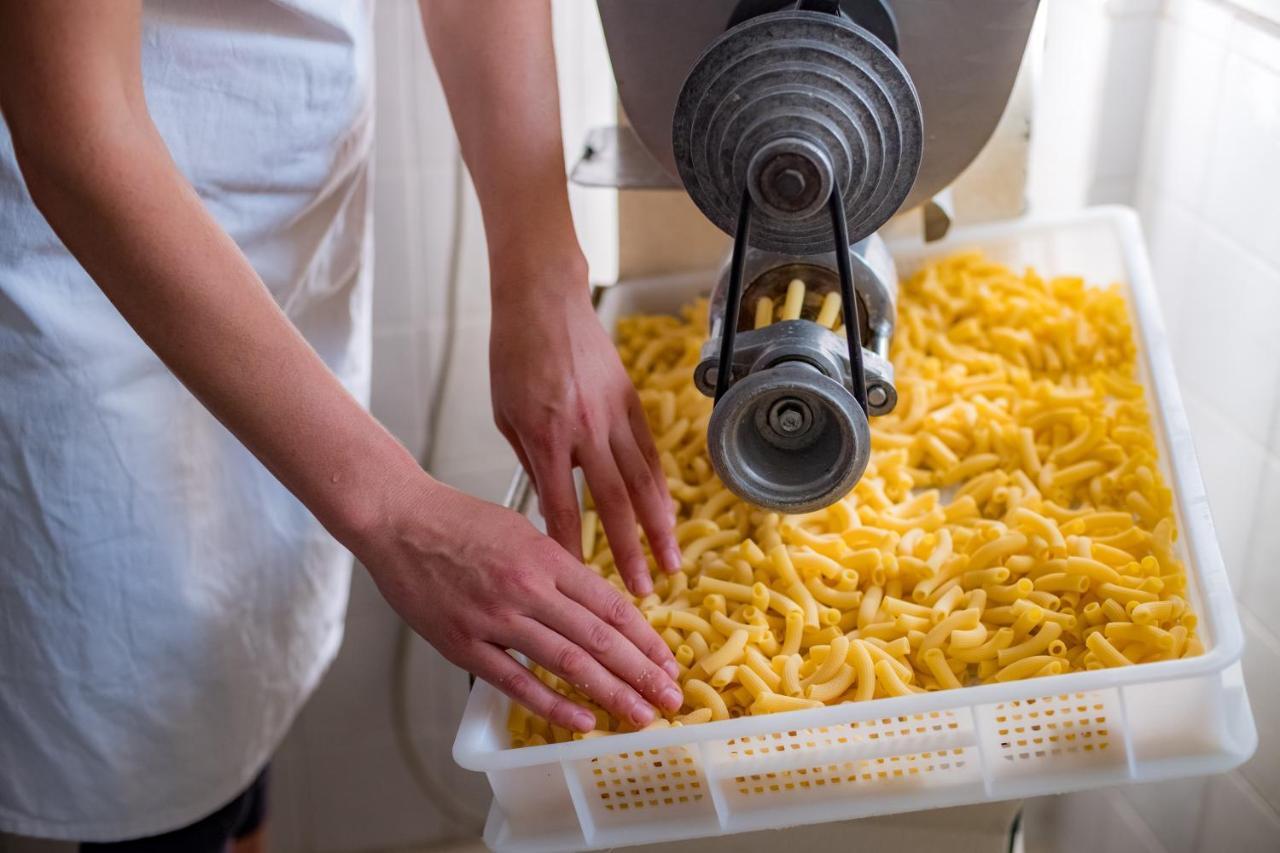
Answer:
top-left (507, 250), bottom-right (1202, 747)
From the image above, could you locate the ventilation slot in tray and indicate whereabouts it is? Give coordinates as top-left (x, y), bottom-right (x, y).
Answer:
top-left (978, 690), bottom-right (1129, 779)
top-left (710, 712), bottom-right (982, 807)
top-left (574, 745), bottom-right (714, 827)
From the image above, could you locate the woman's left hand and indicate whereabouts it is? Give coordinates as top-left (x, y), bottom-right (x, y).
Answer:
top-left (488, 253), bottom-right (681, 596)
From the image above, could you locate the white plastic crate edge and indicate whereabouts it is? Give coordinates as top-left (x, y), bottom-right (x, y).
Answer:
top-left (454, 206), bottom-right (1248, 773)
top-left (452, 207), bottom-right (1257, 852)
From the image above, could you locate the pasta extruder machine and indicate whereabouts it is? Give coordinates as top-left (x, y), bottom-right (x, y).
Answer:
top-left (579, 0), bottom-right (1039, 512)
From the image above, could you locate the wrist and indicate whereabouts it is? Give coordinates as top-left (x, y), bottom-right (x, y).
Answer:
top-left (489, 244), bottom-right (590, 312)
top-left (322, 437), bottom-right (443, 559)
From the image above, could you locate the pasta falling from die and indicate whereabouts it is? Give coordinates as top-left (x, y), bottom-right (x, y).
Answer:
top-left (508, 251), bottom-right (1201, 748)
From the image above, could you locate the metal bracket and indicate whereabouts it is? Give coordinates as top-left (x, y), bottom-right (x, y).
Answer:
top-left (569, 125), bottom-right (682, 190)
top-left (708, 186), bottom-right (875, 413)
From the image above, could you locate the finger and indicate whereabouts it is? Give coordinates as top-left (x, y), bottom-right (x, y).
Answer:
top-left (578, 443), bottom-right (651, 596)
top-left (496, 422), bottom-right (543, 512)
top-left (508, 616), bottom-right (659, 729)
top-left (611, 424), bottom-right (681, 574)
top-left (500, 423), bottom-right (535, 481)
top-left (468, 642), bottom-right (596, 733)
top-left (527, 441), bottom-right (583, 562)
top-left (536, 589), bottom-right (683, 713)
top-left (625, 392), bottom-right (675, 517)
top-left (558, 567), bottom-right (680, 681)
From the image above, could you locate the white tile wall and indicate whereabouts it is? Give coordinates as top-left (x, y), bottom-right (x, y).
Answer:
top-left (1181, 390), bottom-right (1266, 588)
top-left (1026, 1), bottom-right (1280, 850)
top-left (1177, 228), bottom-right (1280, 452)
top-left (1134, 0), bottom-right (1232, 207)
top-left (1118, 776), bottom-right (1210, 853)
top-left (1195, 772), bottom-right (1280, 852)
top-left (1237, 610), bottom-right (1280, 814)
top-left (1199, 29), bottom-right (1280, 273)
top-left (1022, 787), bottom-right (1165, 853)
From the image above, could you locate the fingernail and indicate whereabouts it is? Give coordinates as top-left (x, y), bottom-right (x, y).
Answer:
top-left (663, 661), bottom-right (681, 680)
top-left (631, 566), bottom-right (653, 596)
top-left (663, 545), bottom-right (683, 574)
top-left (571, 710), bottom-right (596, 733)
top-left (659, 685), bottom-right (683, 713)
top-left (630, 703), bottom-right (655, 727)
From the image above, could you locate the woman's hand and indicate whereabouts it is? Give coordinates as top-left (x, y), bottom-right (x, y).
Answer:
top-left (488, 254), bottom-right (682, 596)
top-left (361, 478), bottom-right (683, 732)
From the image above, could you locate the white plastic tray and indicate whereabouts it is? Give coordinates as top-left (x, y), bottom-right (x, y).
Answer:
top-left (452, 207), bottom-right (1257, 852)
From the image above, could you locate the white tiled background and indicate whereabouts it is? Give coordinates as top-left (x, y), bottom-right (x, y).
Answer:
top-left (1022, 1), bottom-right (1280, 850)
top-left (265, 0), bottom-right (1280, 851)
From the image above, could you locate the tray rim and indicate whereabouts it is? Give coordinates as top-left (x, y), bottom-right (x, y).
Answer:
top-left (453, 204), bottom-right (1248, 774)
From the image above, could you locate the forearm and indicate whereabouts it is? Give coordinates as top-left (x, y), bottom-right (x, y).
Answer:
top-left (419, 0), bottom-right (584, 290)
top-left (11, 115), bottom-right (422, 545)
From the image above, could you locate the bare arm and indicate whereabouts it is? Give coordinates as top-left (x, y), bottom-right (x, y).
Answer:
top-left (0, 0), bottom-right (680, 731)
top-left (420, 0), bottom-right (683, 593)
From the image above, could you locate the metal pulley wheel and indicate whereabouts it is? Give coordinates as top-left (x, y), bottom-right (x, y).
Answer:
top-left (672, 10), bottom-right (923, 255)
top-left (708, 361), bottom-right (871, 513)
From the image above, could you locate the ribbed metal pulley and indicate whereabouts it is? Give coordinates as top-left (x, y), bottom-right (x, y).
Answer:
top-left (672, 10), bottom-right (924, 255)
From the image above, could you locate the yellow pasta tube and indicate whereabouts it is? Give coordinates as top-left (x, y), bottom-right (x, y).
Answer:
top-left (753, 296), bottom-right (775, 330)
top-left (787, 580), bottom-right (821, 629)
top-left (708, 665), bottom-right (737, 690)
top-left (780, 610), bottom-right (804, 657)
top-left (709, 611), bottom-right (767, 642)
top-left (1034, 573), bottom-right (1090, 593)
top-left (781, 278), bottom-right (806, 320)
top-left (1085, 631), bottom-right (1132, 667)
top-left (696, 628), bottom-right (749, 676)
top-left (1064, 556), bottom-right (1123, 585)
top-left (874, 659), bottom-right (913, 696)
top-left (1131, 600), bottom-right (1177, 625)
top-left (816, 291), bottom-right (842, 328)
top-left (687, 630), bottom-right (710, 660)
top-left (696, 575), bottom-right (756, 603)
top-left (1104, 622), bottom-right (1174, 651)
top-left (949, 623), bottom-right (988, 649)
top-left (684, 679), bottom-right (730, 720)
top-left (806, 664), bottom-right (856, 702)
top-left (1010, 605), bottom-right (1044, 637)
top-left (743, 646), bottom-right (782, 691)
top-left (757, 583), bottom-right (803, 618)
top-left (849, 639), bottom-right (876, 701)
top-left (968, 532), bottom-right (1029, 571)
top-left (736, 664), bottom-right (770, 699)
top-left (920, 608), bottom-right (981, 655)
top-left (808, 636), bottom-right (850, 685)
top-left (858, 584), bottom-right (884, 629)
top-left (997, 621), bottom-right (1064, 666)
top-left (668, 609), bottom-right (715, 641)
top-left (883, 595), bottom-right (934, 619)
top-left (791, 548), bottom-right (844, 580)
top-left (994, 655), bottom-right (1062, 681)
top-left (805, 575), bottom-right (861, 608)
top-left (922, 647), bottom-right (963, 690)
top-left (861, 638), bottom-right (913, 682)
top-left (779, 653), bottom-right (803, 696)
top-left (751, 693), bottom-right (823, 714)
top-left (1097, 582), bottom-right (1158, 604)
top-left (949, 627), bottom-right (1015, 663)
top-left (676, 708), bottom-right (714, 725)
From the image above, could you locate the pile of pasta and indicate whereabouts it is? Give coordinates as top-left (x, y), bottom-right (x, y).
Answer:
top-left (508, 250), bottom-right (1201, 747)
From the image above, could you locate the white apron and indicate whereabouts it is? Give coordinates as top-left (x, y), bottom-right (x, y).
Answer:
top-left (0, 0), bottom-right (374, 840)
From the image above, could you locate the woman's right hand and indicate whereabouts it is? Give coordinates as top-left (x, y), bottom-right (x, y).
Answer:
top-left (358, 476), bottom-right (683, 733)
